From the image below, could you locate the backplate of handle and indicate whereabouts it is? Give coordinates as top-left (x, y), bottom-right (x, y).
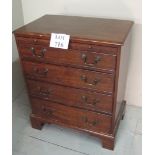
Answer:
top-left (30, 47), bottom-right (36, 56)
top-left (81, 53), bottom-right (101, 66)
top-left (30, 47), bottom-right (47, 58)
top-left (38, 48), bottom-right (47, 58)
top-left (42, 107), bottom-right (55, 116)
top-left (33, 67), bottom-right (48, 75)
top-left (80, 75), bottom-right (100, 86)
top-left (37, 86), bottom-right (51, 97)
top-left (82, 116), bottom-right (98, 126)
top-left (81, 95), bottom-right (99, 105)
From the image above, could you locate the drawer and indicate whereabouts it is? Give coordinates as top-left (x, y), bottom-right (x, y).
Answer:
top-left (23, 61), bottom-right (115, 93)
top-left (70, 42), bottom-right (117, 54)
top-left (31, 98), bottom-right (112, 134)
top-left (16, 37), bottom-right (117, 54)
top-left (16, 37), bottom-right (49, 46)
top-left (27, 80), bottom-right (113, 114)
top-left (18, 44), bottom-right (116, 72)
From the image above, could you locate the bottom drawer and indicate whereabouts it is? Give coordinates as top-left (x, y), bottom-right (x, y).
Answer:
top-left (31, 98), bottom-right (112, 134)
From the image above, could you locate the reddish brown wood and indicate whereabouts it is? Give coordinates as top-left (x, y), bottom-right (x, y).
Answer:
top-left (30, 115), bottom-right (44, 130)
top-left (16, 37), bottom-right (49, 46)
top-left (13, 15), bottom-right (133, 150)
top-left (31, 98), bottom-right (112, 134)
top-left (111, 29), bottom-right (132, 132)
top-left (23, 61), bottom-right (115, 94)
top-left (16, 36), bottom-right (118, 53)
top-left (18, 43), bottom-right (117, 72)
top-left (102, 136), bottom-right (115, 150)
top-left (14, 15), bottom-right (133, 45)
top-left (27, 79), bottom-right (113, 114)
top-left (30, 100), bottom-right (126, 150)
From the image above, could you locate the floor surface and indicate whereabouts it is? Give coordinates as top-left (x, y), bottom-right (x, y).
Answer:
top-left (12, 90), bottom-right (142, 155)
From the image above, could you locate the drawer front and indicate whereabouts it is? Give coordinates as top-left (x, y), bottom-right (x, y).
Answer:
top-left (23, 61), bottom-right (114, 93)
top-left (16, 37), bottom-right (117, 53)
top-left (31, 98), bottom-right (112, 133)
top-left (18, 44), bottom-right (116, 72)
top-left (69, 42), bottom-right (117, 54)
top-left (17, 37), bottom-right (49, 46)
top-left (27, 80), bottom-right (113, 114)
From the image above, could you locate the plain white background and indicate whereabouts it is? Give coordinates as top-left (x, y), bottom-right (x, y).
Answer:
top-left (20, 0), bottom-right (142, 106)
top-left (0, 0), bottom-right (154, 155)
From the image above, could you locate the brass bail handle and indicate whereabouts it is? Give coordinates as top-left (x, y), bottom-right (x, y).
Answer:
top-left (38, 48), bottom-right (47, 58)
top-left (30, 47), bottom-right (47, 58)
top-left (81, 116), bottom-right (98, 126)
top-left (81, 53), bottom-right (101, 65)
top-left (81, 95), bottom-right (99, 105)
top-left (33, 67), bottom-right (49, 76)
top-left (80, 75), bottom-right (100, 86)
top-left (37, 86), bottom-right (51, 96)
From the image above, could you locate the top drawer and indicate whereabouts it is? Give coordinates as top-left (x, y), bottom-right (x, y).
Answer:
top-left (16, 37), bottom-right (117, 72)
top-left (16, 37), bottom-right (118, 53)
top-left (16, 37), bottom-right (49, 46)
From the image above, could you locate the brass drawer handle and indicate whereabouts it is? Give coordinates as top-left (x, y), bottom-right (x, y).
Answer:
top-left (38, 48), bottom-right (47, 58)
top-left (33, 67), bottom-right (48, 76)
top-left (80, 75), bottom-right (100, 86)
top-left (81, 116), bottom-right (98, 126)
top-left (30, 47), bottom-right (47, 58)
top-left (81, 53), bottom-right (101, 66)
top-left (42, 107), bottom-right (55, 116)
top-left (39, 90), bottom-right (50, 96)
top-left (92, 99), bottom-right (100, 105)
top-left (30, 47), bottom-right (36, 56)
top-left (81, 95), bottom-right (99, 105)
top-left (37, 87), bottom-right (51, 98)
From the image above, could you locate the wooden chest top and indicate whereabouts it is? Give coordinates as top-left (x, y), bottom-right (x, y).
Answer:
top-left (14, 15), bottom-right (133, 45)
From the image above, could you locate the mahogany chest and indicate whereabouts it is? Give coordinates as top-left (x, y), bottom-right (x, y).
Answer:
top-left (14, 15), bottom-right (133, 150)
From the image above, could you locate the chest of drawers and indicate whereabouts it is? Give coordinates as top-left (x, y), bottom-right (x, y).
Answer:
top-left (14, 15), bottom-right (133, 150)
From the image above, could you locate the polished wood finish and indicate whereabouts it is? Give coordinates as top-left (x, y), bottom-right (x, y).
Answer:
top-left (114, 32), bottom-right (132, 122)
top-left (18, 43), bottom-right (117, 72)
top-left (16, 36), bottom-right (118, 53)
top-left (14, 15), bottom-right (133, 45)
top-left (14, 15), bottom-right (133, 150)
top-left (27, 80), bottom-right (113, 114)
top-left (31, 98), bottom-right (112, 134)
top-left (23, 61), bottom-right (115, 94)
